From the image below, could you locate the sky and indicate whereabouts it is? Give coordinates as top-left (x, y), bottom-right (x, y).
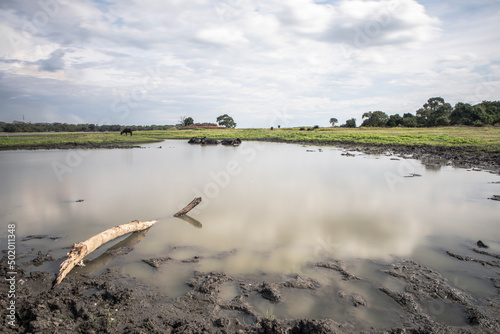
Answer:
top-left (0, 0), bottom-right (499, 128)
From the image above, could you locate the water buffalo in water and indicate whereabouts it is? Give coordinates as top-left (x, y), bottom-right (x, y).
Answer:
top-left (221, 138), bottom-right (242, 146)
top-left (187, 137), bottom-right (241, 145)
top-left (201, 137), bottom-right (219, 145)
top-left (188, 137), bottom-right (202, 144)
top-left (120, 128), bottom-right (133, 136)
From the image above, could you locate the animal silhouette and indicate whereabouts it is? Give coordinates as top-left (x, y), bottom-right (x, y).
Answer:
top-left (120, 128), bottom-right (133, 136)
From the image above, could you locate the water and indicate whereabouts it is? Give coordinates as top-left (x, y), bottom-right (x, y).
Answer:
top-left (1, 140), bottom-right (499, 327)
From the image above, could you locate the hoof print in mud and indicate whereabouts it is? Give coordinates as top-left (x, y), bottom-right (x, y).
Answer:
top-left (258, 281), bottom-right (282, 302)
top-left (187, 271), bottom-right (233, 295)
top-left (351, 293), bottom-right (368, 307)
top-left (282, 274), bottom-right (321, 290)
top-left (30, 251), bottom-right (54, 266)
top-left (142, 256), bottom-right (172, 269)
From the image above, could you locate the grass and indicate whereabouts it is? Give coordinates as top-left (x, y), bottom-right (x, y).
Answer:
top-left (147, 126), bottom-right (500, 152)
top-left (0, 132), bottom-right (163, 147)
top-left (1, 127), bottom-right (500, 152)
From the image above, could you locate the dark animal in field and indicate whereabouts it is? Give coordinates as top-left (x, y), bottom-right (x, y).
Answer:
top-left (201, 137), bottom-right (219, 145)
top-left (221, 138), bottom-right (242, 146)
top-left (188, 137), bottom-right (202, 144)
top-left (120, 128), bottom-right (133, 136)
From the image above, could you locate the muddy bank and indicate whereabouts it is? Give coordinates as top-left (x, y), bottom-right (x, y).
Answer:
top-left (2, 243), bottom-right (500, 334)
top-left (254, 138), bottom-right (500, 173)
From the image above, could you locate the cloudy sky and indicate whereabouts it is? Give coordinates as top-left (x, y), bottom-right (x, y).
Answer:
top-left (0, 0), bottom-right (499, 127)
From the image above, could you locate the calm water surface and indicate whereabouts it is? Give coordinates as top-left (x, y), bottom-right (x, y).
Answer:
top-left (1, 140), bottom-right (499, 325)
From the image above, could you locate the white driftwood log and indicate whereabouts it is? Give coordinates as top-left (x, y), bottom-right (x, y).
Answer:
top-left (53, 197), bottom-right (202, 287)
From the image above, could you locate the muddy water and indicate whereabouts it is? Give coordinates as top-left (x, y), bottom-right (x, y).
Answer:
top-left (1, 140), bottom-right (499, 326)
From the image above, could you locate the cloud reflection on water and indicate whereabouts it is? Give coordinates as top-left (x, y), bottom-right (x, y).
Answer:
top-left (1, 141), bottom-right (499, 275)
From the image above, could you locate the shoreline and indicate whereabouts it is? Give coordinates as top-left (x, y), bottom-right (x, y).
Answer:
top-left (257, 138), bottom-right (500, 173)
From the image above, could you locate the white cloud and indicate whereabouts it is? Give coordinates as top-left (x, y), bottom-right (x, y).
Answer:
top-left (196, 27), bottom-right (248, 46)
top-left (0, 0), bottom-right (499, 126)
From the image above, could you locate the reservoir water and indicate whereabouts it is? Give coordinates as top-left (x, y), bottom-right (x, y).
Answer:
top-left (1, 140), bottom-right (499, 326)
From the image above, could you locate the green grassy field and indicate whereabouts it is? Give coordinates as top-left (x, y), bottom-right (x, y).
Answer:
top-left (0, 132), bottom-right (163, 148)
top-left (1, 127), bottom-right (500, 152)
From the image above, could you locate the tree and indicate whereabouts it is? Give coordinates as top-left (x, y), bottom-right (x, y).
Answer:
top-left (386, 114), bottom-right (403, 127)
top-left (473, 101), bottom-right (500, 125)
top-left (402, 113), bottom-right (417, 127)
top-left (361, 111), bottom-right (389, 127)
top-left (179, 116), bottom-right (194, 127)
top-left (329, 118), bottom-right (338, 127)
top-left (342, 118), bottom-right (356, 128)
top-left (216, 114), bottom-right (236, 128)
top-left (416, 97), bottom-right (452, 127)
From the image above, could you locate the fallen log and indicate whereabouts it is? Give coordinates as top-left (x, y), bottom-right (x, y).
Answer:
top-left (71, 229), bottom-right (150, 276)
top-left (52, 197), bottom-right (202, 288)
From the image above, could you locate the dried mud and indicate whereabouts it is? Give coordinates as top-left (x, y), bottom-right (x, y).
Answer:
top-left (2, 243), bottom-right (500, 334)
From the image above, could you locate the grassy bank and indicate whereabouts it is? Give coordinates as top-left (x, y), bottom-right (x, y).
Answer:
top-left (153, 127), bottom-right (500, 152)
top-left (1, 127), bottom-right (500, 152)
top-left (0, 132), bottom-right (164, 149)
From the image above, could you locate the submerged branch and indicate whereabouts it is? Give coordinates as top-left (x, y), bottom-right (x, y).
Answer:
top-left (173, 197), bottom-right (202, 217)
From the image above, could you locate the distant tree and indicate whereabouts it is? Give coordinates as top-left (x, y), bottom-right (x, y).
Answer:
top-left (216, 114), bottom-right (236, 128)
top-left (386, 114), bottom-right (403, 127)
top-left (329, 118), bottom-right (338, 127)
top-left (342, 118), bottom-right (356, 128)
top-left (402, 113), bottom-right (417, 127)
top-left (361, 111), bottom-right (389, 127)
top-left (472, 101), bottom-right (500, 125)
top-left (416, 97), bottom-right (452, 127)
top-left (179, 116), bottom-right (194, 127)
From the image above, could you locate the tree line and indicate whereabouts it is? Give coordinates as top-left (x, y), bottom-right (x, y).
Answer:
top-left (0, 114), bottom-right (238, 133)
top-left (334, 98), bottom-right (500, 128)
top-left (0, 122), bottom-right (175, 133)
